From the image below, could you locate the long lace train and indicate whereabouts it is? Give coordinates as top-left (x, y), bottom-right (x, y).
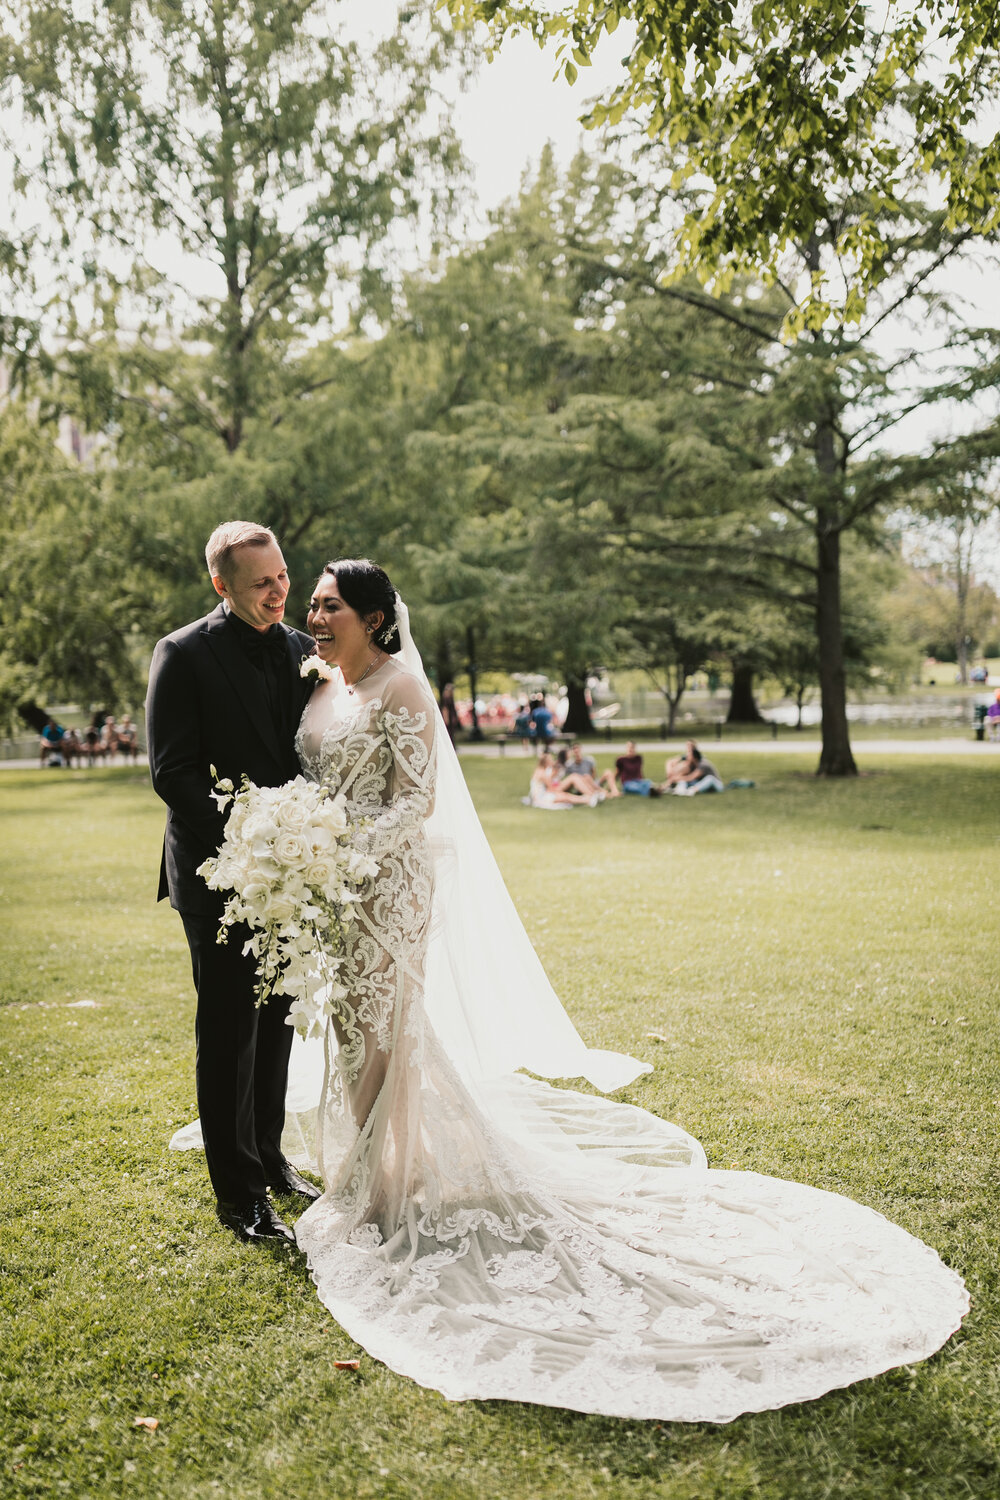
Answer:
top-left (286, 656), bottom-right (968, 1423)
top-left (172, 646), bottom-right (968, 1421)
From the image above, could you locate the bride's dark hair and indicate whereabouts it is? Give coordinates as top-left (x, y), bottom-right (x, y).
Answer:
top-left (321, 558), bottom-right (401, 654)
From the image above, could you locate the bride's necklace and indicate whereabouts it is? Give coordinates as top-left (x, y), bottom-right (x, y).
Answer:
top-left (344, 650), bottom-right (385, 696)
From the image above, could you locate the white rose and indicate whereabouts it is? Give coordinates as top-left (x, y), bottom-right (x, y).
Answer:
top-left (272, 831), bottom-right (309, 868)
top-left (276, 799), bottom-right (310, 833)
top-left (262, 891), bottom-right (298, 927)
top-left (299, 654), bottom-right (335, 683)
top-left (304, 857), bottom-right (336, 888)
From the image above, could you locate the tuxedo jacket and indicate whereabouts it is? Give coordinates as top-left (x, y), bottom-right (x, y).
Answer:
top-left (146, 602), bottom-right (315, 915)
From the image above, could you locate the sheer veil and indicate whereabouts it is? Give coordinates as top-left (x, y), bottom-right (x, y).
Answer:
top-left (393, 595), bottom-right (651, 1094)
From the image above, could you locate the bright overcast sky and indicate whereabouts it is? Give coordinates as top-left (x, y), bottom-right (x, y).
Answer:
top-left (355, 0), bottom-right (629, 217)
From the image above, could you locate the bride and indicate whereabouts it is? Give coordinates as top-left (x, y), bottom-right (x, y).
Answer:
top-left (199, 556), bottom-right (970, 1422)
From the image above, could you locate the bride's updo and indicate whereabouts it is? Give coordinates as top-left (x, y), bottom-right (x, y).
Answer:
top-left (320, 558), bottom-right (402, 654)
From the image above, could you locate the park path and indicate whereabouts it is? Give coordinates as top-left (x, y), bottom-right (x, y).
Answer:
top-left (3, 736), bottom-right (996, 772)
top-left (460, 735), bottom-right (997, 758)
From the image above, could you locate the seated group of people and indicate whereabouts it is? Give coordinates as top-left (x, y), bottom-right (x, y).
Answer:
top-left (528, 739), bottom-right (723, 809)
top-left (529, 743), bottom-right (619, 808)
top-left (39, 713), bottom-right (140, 767)
top-left (619, 739), bottom-right (724, 797)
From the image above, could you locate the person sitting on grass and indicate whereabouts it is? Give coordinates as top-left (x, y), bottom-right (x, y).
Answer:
top-left (565, 741), bottom-right (620, 798)
top-left (529, 753), bottom-right (602, 809)
top-left (661, 740), bottom-right (697, 791)
top-left (614, 741), bottom-right (659, 797)
top-left (672, 744), bottom-right (725, 795)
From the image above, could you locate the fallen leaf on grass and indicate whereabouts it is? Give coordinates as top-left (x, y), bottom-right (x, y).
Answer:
top-left (645, 1032), bottom-right (669, 1042)
top-left (133, 1418), bottom-right (159, 1431)
top-left (333, 1360), bottom-right (360, 1371)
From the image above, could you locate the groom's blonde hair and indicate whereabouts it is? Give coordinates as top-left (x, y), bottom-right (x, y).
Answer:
top-left (205, 521), bottom-right (278, 582)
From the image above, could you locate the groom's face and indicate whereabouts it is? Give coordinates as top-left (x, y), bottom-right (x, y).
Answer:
top-left (214, 541), bottom-right (290, 632)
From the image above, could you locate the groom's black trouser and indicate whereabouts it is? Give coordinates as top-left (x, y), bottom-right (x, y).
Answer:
top-left (180, 912), bottom-right (295, 1205)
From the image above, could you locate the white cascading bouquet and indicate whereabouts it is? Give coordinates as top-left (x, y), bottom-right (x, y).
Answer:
top-left (197, 771), bottom-right (377, 1038)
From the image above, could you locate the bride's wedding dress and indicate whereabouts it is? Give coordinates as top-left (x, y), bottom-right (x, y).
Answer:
top-left (283, 648), bottom-right (968, 1423)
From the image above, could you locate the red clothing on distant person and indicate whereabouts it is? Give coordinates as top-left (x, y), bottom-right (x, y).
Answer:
top-left (615, 754), bottom-right (643, 782)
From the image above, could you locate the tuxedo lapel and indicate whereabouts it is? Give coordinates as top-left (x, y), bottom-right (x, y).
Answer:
top-left (202, 605), bottom-right (286, 766)
top-left (284, 628), bottom-right (315, 720)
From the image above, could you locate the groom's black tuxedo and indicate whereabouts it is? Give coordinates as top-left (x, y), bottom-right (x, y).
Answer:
top-left (147, 601), bottom-right (314, 915)
top-left (146, 601), bottom-right (315, 1206)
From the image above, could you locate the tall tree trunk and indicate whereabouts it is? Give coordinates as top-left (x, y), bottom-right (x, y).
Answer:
top-left (465, 624), bottom-right (484, 741)
top-left (435, 635), bottom-right (454, 699)
top-left (562, 675), bottom-right (594, 735)
top-left (727, 662), bottom-right (764, 723)
top-left (954, 525), bottom-right (971, 685)
top-left (803, 238), bottom-right (857, 778)
top-left (956, 633), bottom-right (969, 685)
top-left (816, 524), bottom-right (857, 775)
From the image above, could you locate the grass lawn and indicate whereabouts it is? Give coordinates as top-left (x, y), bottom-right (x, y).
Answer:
top-left (1, 755), bottom-right (998, 1500)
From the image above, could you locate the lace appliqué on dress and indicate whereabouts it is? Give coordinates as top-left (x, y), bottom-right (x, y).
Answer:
top-left (292, 664), bottom-right (968, 1424)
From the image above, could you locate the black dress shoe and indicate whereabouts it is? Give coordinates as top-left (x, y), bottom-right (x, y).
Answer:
top-left (266, 1162), bottom-right (322, 1203)
top-left (216, 1196), bottom-right (296, 1244)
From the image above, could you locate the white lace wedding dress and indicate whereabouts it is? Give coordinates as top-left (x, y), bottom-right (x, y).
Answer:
top-left (287, 656), bottom-right (968, 1423)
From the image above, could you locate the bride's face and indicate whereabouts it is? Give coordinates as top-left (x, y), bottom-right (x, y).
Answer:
top-left (307, 574), bottom-right (371, 665)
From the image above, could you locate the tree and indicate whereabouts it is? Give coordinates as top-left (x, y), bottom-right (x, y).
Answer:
top-left (0, 404), bottom-right (145, 734)
top-left (899, 484), bottom-right (1000, 681)
top-left (613, 581), bottom-right (717, 734)
top-left (445, 1), bottom-right (1000, 327)
top-left (373, 148), bottom-right (632, 721)
top-left (8, 0), bottom-right (462, 449)
top-left (886, 552), bottom-right (1000, 681)
top-left (0, 0), bottom-right (466, 647)
top-left (445, 1), bottom-right (1000, 774)
top-left (549, 188), bottom-right (1000, 771)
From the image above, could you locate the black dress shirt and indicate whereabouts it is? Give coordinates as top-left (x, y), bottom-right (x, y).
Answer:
top-left (224, 605), bottom-right (292, 743)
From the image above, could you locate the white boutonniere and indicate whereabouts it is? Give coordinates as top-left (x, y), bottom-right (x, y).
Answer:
top-left (300, 653), bottom-right (334, 683)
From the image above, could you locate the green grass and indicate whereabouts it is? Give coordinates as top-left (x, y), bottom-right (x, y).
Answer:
top-left (2, 757), bottom-right (999, 1500)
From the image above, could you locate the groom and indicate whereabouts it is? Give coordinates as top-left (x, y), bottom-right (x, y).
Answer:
top-left (146, 521), bottom-right (319, 1244)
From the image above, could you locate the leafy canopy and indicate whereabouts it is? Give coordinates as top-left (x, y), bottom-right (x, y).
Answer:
top-left (443, 1), bottom-right (1000, 327)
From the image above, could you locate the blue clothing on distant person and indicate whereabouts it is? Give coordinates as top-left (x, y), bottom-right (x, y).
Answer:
top-left (530, 704), bottom-right (554, 744)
